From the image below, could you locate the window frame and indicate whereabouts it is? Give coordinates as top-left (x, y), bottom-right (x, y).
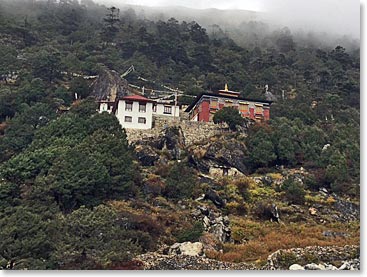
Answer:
top-left (124, 116), bottom-right (132, 122)
top-left (163, 105), bottom-right (172, 115)
top-left (138, 117), bottom-right (146, 124)
top-left (139, 103), bottom-right (146, 113)
top-left (125, 101), bottom-right (133, 111)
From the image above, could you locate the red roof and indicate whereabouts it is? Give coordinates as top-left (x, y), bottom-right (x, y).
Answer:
top-left (122, 95), bottom-right (154, 102)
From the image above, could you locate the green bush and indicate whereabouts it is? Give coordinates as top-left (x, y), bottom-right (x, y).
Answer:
top-left (213, 107), bottom-right (244, 131)
top-left (282, 178), bottom-right (306, 205)
top-left (175, 222), bottom-right (204, 243)
top-left (164, 162), bottom-right (197, 199)
top-left (276, 251), bottom-right (298, 269)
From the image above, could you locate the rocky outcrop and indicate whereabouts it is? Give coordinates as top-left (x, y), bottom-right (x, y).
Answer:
top-left (204, 139), bottom-right (248, 174)
top-left (157, 126), bottom-right (185, 160)
top-left (135, 145), bottom-right (160, 166)
top-left (266, 245), bottom-right (359, 270)
top-left (168, 242), bottom-right (204, 256)
top-left (191, 205), bottom-right (231, 243)
top-left (132, 126), bottom-right (186, 165)
top-left (201, 189), bottom-right (226, 208)
top-left (136, 253), bottom-right (257, 270)
top-left (136, 245), bottom-right (360, 270)
top-left (90, 68), bottom-right (133, 101)
top-left (289, 259), bottom-right (360, 270)
top-left (188, 137), bottom-right (248, 175)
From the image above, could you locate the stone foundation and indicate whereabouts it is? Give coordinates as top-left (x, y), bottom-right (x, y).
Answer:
top-left (125, 116), bottom-right (228, 146)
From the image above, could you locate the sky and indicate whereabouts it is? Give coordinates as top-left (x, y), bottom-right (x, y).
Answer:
top-left (97, 0), bottom-right (360, 39)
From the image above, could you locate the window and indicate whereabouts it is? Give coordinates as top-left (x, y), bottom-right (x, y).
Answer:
top-left (124, 116), bottom-right (132, 122)
top-left (138, 117), bottom-right (146, 124)
top-left (125, 102), bottom-right (133, 111)
top-left (153, 103), bottom-right (157, 112)
top-left (139, 103), bottom-right (146, 112)
top-left (255, 106), bottom-right (263, 114)
top-left (164, 105), bottom-right (172, 114)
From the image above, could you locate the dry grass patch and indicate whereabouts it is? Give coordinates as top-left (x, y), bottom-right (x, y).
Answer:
top-left (209, 218), bottom-right (360, 263)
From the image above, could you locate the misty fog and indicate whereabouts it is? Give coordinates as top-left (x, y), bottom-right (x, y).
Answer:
top-left (94, 0), bottom-right (360, 50)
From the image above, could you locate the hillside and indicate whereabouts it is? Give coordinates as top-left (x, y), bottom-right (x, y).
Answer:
top-left (0, 0), bottom-right (360, 270)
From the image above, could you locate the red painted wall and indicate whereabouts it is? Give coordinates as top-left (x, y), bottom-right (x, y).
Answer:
top-left (192, 98), bottom-right (270, 122)
top-left (249, 108), bottom-right (255, 119)
top-left (198, 100), bottom-right (210, 122)
top-left (264, 109), bottom-right (270, 121)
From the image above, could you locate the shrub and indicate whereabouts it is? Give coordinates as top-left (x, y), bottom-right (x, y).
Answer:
top-left (143, 174), bottom-right (165, 196)
top-left (175, 222), bottom-right (204, 243)
top-left (304, 175), bottom-right (319, 190)
top-left (226, 202), bottom-right (248, 216)
top-left (213, 107), bottom-right (244, 131)
top-left (301, 253), bottom-right (320, 265)
top-left (164, 163), bottom-right (197, 199)
top-left (253, 201), bottom-right (279, 221)
top-left (233, 177), bottom-right (253, 201)
top-left (282, 178), bottom-right (306, 205)
top-left (276, 251), bottom-right (298, 269)
top-left (326, 196), bottom-right (337, 205)
top-left (154, 163), bottom-right (171, 178)
top-left (231, 227), bottom-right (246, 244)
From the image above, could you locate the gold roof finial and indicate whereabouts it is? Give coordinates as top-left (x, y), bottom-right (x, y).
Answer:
top-left (224, 83), bottom-right (228, 91)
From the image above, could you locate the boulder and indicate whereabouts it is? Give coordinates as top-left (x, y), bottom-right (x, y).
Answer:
top-left (204, 189), bottom-right (225, 208)
top-left (289, 264), bottom-right (305, 270)
top-left (159, 126), bottom-right (185, 150)
top-left (262, 176), bottom-right (273, 186)
top-left (324, 264), bottom-right (338, 270)
top-left (188, 154), bottom-right (210, 173)
top-left (203, 216), bottom-right (210, 230)
top-left (204, 139), bottom-right (248, 174)
top-left (304, 263), bottom-right (322, 270)
top-left (90, 68), bottom-right (130, 101)
top-left (135, 145), bottom-right (159, 166)
top-left (168, 242), bottom-right (204, 256)
top-left (339, 262), bottom-right (351, 270)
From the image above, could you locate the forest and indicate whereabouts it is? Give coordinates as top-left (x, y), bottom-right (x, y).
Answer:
top-left (0, 0), bottom-right (360, 270)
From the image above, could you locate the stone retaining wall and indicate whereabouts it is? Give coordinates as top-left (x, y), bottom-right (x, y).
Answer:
top-left (266, 245), bottom-right (359, 270)
top-left (125, 116), bottom-right (228, 146)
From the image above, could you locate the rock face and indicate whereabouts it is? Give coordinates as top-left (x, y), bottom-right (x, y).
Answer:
top-left (191, 205), bottom-right (231, 243)
top-left (168, 242), bottom-right (204, 256)
top-left (135, 145), bottom-right (159, 166)
top-left (204, 139), bottom-right (248, 174)
top-left (188, 137), bottom-right (248, 176)
top-left (157, 126), bottom-right (185, 160)
top-left (90, 69), bottom-right (132, 101)
top-left (133, 126), bottom-right (186, 165)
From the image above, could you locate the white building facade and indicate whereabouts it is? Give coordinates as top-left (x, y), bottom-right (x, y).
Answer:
top-left (98, 100), bottom-right (114, 114)
top-left (153, 100), bottom-right (180, 119)
top-left (99, 94), bottom-right (181, 129)
top-left (115, 95), bottom-right (154, 130)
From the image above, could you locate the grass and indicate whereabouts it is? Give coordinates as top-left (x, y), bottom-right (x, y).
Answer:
top-left (206, 217), bottom-right (360, 263)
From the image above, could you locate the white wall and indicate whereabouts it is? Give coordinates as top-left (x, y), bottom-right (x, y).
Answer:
top-left (153, 103), bottom-right (180, 118)
top-left (98, 102), bottom-right (113, 114)
top-left (116, 100), bottom-right (153, 129)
